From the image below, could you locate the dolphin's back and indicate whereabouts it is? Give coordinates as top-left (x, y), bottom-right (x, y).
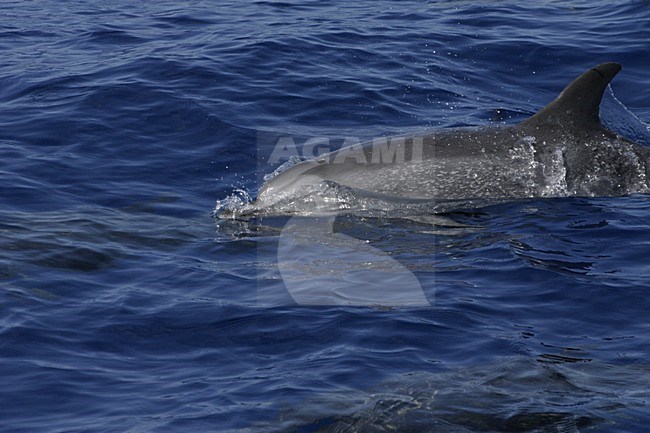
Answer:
top-left (251, 62), bottom-right (650, 216)
top-left (258, 125), bottom-right (543, 203)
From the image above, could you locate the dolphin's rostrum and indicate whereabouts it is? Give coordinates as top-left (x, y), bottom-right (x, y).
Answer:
top-left (252, 63), bottom-right (649, 216)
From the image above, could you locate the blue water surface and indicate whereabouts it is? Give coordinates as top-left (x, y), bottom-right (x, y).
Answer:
top-left (2, 1), bottom-right (650, 432)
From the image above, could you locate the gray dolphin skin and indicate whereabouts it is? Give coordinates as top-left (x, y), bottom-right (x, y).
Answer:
top-left (254, 63), bottom-right (649, 215)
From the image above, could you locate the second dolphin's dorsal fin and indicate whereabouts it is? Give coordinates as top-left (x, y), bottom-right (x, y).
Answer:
top-left (523, 62), bottom-right (622, 128)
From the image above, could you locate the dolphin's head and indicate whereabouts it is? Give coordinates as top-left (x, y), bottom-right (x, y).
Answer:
top-left (256, 159), bottom-right (325, 206)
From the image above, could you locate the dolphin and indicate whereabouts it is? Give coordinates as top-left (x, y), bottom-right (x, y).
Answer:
top-left (249, 63), bottom-right (649, 217)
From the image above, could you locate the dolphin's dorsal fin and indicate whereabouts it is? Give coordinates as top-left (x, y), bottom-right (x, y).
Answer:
top-left (523, 62), bottom-right (622, 128)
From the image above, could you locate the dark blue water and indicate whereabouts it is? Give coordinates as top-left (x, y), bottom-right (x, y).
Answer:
top-left (2, 1), bottom-right (650, 432)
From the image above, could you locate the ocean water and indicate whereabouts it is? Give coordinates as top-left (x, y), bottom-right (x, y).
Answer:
top-left (2, 1), bottom-right (650, 432)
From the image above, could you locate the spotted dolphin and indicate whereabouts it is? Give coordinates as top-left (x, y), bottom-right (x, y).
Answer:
top-left (251, 63), bottom-right (649, 216)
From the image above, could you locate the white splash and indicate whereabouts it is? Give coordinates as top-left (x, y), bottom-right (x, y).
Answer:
top-left (213, 187), bottom-right (254, 219)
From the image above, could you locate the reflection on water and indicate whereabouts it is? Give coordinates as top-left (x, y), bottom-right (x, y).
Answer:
top-left (276, 216), bottom-right (429, 307)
